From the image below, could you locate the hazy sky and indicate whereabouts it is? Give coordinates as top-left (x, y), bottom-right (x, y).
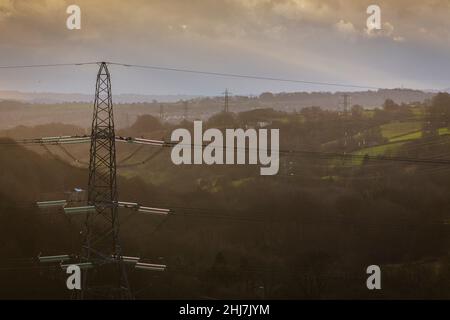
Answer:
top-left (1, 0), bottom-right (450, 95)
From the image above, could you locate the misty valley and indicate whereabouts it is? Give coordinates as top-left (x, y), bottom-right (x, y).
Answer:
top-left (0, 92), bottom-right (449, 299)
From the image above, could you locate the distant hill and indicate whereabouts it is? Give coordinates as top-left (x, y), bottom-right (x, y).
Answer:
top-left (0, 88), bottom-right (438, 130)
top-left (0, 89), bottom-right (437, 108)
top-left (424, 88), bottom-right (450, 94)
top-left (255, 89), bottom-right (435, 110)
top-left (0, 90), bottom-right (201, 104)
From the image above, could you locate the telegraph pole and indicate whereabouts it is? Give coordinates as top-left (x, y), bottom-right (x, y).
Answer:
top-left (82, 62), bottom-right (131, 299)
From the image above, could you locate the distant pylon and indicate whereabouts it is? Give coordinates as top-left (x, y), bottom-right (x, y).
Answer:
top-left (340, 93), bottom-right (351, 148)
top-left (82, 62), bottom-right (131, 299)
top-left (223, 89), bottom-right (231, 113)
top-left (159, 104), bottom-right (164, 120)
top-left (183, 100), bottom-right (188, 120)
top-left (341, 93), bottom-right (350, 114)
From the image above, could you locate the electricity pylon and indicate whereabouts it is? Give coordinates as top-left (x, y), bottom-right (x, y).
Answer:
top-left (183, 100), bottom-right (188, 120)
top-left (340, 93), bottom-right (351, 149)
top-left (36, 62), bottom-right (169, 300)
top-left (223, 89), bottom-right (230, 113)
top-left (341, 93), bottom-right (350, 114)
top-left (81, 62), bottom-right (131, 299)
top-left (159, 104), bottom-right (164, 120)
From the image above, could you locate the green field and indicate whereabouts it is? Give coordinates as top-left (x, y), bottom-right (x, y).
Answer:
top-left (380, 121), bottom-right (422, 141)
top-left (439, 127), bottom-right (450, 135)
top-left (389, 131), bottom-right (422, 143)
top-left (355, 142), bottom-right (405, 156)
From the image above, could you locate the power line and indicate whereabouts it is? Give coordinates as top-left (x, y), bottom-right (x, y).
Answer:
top-left (4, 134), bottom-right (450, 167)
top-left (117, 147), bottom-right (165, 168)
top-left (158, 140), bottom-right (450, 166)
top-left (5, 201), bottom-right (449, 228)
top-left (117, 145), bottom-right (145, 164)
top-left (40, 138), bottom-right (423, 171)
top-left (0, 62), bottom-right (99, 69)
top-left (107, 61), bottom-right (383, 90)
top-left (0, 60), bottom-right (386, 89)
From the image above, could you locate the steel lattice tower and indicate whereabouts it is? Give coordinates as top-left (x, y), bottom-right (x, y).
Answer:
top-left (224, 89), bottom-right (230, 113)
top-left (183, 100), bottom-right (188, 120)
top-left (36, 61), bottom-right (169, 299)
top-left (80, 62), bottom-right (131, 299)
top-left (340, 93), bottom-right (351, 148)
top-left (159, 104), bottom-right (164, 120)
top-left (341, 93), bottom-right (350, 114)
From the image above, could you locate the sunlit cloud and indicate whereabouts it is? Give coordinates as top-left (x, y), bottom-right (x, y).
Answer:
top-left (0, 0), bottom-right (448, 94)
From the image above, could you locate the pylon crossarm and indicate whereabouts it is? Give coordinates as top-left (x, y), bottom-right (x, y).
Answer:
top-left (38, 254), bottom-right (71, 263)
top-left (64, 206), bottom-right (96, 214)
top-left (117, 201), bottom-right (170, 215)
top-left (117, 201), bottom-right (139, 209)
top-left (36, 200), bottom-right (67, 208)
top-left (17, 135), bottom-right (91, 146)
top-left (138, 206), bottom-right (170, 215)
top-left (135, 262), bottom-right (166, 272)
top-left (111, 255), bottom-right (140, 264)
top-left (115, 136), bottom-right (165, 147)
